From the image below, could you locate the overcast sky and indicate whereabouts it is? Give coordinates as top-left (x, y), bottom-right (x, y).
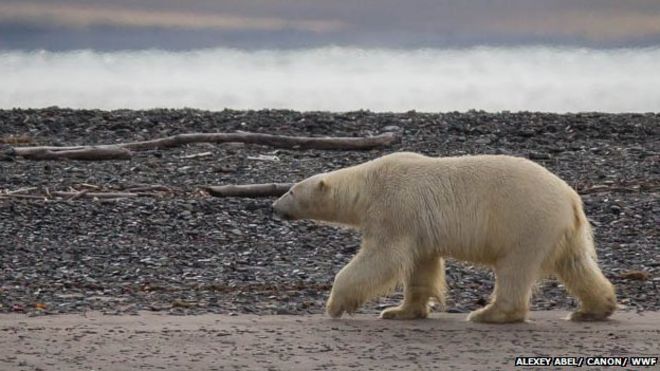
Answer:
top-left (2, 0), bottom-right (660, 50)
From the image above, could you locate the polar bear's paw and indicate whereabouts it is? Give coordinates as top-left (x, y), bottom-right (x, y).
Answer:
top-left (568, 310), bottom-right (612, 322)
top-left (467, 305), bottom-right (527, 323)
top-left (379, 305), bottom-right (429, 320)
top-left (326, 296), bottom-right (361, 319)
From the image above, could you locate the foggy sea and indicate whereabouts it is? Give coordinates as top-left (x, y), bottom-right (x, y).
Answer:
top-left (1, 47), bottom-right (659, 113)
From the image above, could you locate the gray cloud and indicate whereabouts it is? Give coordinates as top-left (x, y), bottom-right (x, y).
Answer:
top-left (1, 0), bottom-right (660, 50)
top-left (0, 2), bottom-right (345, 32)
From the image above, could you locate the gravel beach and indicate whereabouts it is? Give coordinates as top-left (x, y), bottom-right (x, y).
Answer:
top-left (1, 109), bottom-right (658, 317)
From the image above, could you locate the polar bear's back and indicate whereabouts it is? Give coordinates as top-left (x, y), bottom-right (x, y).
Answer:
top-left (368, 152), bottom-right (573, 199)
top-left (362, 152), bottom-right (581, 263)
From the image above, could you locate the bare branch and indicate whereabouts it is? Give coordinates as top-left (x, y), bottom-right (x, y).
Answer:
top-left (180, 152), bottom-right (213, 159)
top-left (123, 185), bottom-right (175, 193)
top-left (578, 181), bottom-right (660, 194)
top-left (6, 187), bottom-right (38, 195)
top-left (67, 189), bottom-right (90, 201)
top-left (51, 191), bottom-right (152, 199)
top-left (0, 194), bottom-right (45, 200)
top-left (13, 146), bottom-right (132, 161)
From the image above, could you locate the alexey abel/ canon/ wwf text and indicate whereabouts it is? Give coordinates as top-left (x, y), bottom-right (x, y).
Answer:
top-left (514, 356), bottom-right (658, 367)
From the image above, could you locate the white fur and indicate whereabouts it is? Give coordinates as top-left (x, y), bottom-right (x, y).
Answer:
top-left (272, 152), bottom-right (616, 323)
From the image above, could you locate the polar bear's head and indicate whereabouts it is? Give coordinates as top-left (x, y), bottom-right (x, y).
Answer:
top-left (272, 174), bottom-right (331, 221)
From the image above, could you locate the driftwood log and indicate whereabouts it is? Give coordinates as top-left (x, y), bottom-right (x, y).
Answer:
top-left (120, 132), bottom-right (398, 151)
top-left (202, 183), bottom-right (293, 198)
top-left (10, 132), bottom-right (398, 161)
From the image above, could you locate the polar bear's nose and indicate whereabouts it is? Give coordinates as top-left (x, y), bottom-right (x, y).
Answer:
top-left (272, 204), bottom-right (294, 221)
top-left (271, 201), bottom-right (286, 220)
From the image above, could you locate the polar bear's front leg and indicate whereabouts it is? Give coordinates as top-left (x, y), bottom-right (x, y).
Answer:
top-left (380, 256), bottom-right (446, 320)
top-left (326, 241), bottom-right (409, 318)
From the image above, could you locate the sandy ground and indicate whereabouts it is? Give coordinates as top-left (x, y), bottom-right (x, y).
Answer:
top-left (0, 311), bottom-right (658, 371)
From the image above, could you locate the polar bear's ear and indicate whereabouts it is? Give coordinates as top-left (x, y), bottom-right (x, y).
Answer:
top-left (318, 179), bottom-right (328, 191)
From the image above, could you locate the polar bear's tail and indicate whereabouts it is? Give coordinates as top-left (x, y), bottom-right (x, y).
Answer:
top-left (553, 198), bottom-right (617, 321)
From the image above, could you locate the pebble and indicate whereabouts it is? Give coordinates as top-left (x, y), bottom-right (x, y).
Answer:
top-left (382, 125), bottom-right (402, 132)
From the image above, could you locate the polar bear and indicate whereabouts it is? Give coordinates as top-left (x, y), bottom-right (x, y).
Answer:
top-left (272, 152), bottom-right (616, 323)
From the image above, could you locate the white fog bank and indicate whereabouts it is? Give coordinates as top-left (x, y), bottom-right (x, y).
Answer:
top-left (1, 47), bottom-right (659, 112)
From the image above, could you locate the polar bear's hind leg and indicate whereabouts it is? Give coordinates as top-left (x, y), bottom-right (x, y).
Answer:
top-left (467, 251), bottom-right (544, 323)
top-left (554, 203), bottom-right (616, 321)
top-left (555, 252), bottom-right (616, 321)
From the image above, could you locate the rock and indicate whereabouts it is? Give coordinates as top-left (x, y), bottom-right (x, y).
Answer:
top-left (609, 205), bottom-right (622, 214)
top-left (382, 125), bottom-right (402, 132)
top-left (528, 151), bottom-right (551, 160)
top-left (619, 271), bottom-right (650, 281)
top-left (474, 137), bottom-right (491, 145)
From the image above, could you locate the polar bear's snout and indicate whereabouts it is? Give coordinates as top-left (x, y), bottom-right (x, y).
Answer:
top-left (272, 196), bottom-right (294, 220)
top-left (272, 204), bottom-right (292, 220)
